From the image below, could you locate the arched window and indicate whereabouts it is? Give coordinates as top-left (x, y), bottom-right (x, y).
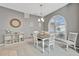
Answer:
top-left (48, 15), bottom-right (67, 39)
top-left (48, 18), bottom-right (55, 33)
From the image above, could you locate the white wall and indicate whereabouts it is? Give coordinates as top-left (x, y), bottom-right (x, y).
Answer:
top-left (0, 6), bottom-right (40, 43)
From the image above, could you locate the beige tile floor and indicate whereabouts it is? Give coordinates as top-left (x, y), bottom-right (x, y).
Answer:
top-left (0, 49), bottom-right (17, 56)
top-left (0, 38), bottom-right (79, 56)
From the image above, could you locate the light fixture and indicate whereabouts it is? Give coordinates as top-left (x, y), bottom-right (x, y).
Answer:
top-left (38, 18), bottom-right (41, 22)
top-left (38, 4), bottom-right (44, 22)
top-left (41, 18), bottom-right (44, 22)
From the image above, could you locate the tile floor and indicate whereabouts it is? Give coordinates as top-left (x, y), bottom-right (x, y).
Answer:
top-left (0, 38), bottom-right (79, 56)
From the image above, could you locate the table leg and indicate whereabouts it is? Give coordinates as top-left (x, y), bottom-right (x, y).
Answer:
top-left (34, 39), bottom-right (35, 46)
top-left (36, 40), bottom-right (38, 47)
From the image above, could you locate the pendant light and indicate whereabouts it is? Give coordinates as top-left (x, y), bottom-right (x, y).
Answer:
top-left (38, 18), bottom-right (41, 22)
top-left (38, 4), bottom-right (44, 22)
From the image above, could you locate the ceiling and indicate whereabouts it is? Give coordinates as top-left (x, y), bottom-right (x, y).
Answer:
top-left (0, 3), bottom-right (68, 17)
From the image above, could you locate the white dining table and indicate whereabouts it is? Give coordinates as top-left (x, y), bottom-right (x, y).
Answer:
top-left (37, 37), bottom-right (49, 53)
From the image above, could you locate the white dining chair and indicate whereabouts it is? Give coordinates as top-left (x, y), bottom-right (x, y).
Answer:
top-left (42, 33), bottom-right (56, 53)
top-left (66, 32), bottom-right (78, 51)
top-left (33, 31), bottom-right (39, 47)
top-left (48, 33), bottom-right (55, 51)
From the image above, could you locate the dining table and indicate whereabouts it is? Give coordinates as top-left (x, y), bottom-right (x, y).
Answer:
top-left (37, 31), bottom-right (50, 53)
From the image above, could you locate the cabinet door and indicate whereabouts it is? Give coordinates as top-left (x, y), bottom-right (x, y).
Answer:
top-left (5, 35), bottom-right (12, 40)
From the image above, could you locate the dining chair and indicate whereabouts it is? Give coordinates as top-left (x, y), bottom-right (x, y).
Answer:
top-left (66, 32), bottom-right (78, 51)
top-left (42, 33), bottom-right (56, 53)
top-left (33, 31), bottom-right (39, 47)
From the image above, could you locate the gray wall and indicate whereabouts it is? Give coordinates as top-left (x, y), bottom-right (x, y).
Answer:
top-left (44, 3), bottom-right (79, 33)
top-left (43, 3), bottom-right (79, 45)
top-left (0, 6), bottom-right (40, 43)
top-left (0, 3), bottom-right (79, 44)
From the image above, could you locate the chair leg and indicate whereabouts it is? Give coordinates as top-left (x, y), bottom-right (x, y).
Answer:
top-left (53, 41), bottom-right (55, 49)
top-left (34, 38), bottom-right (37, 46)
top-left (66, 44), bottom-right (68, 51)
top-left (42, 40), bottom-right (44, 53)
top-left (74, 46), bottom-right (76, 51)
top-left (48, 44), bottom-right (54, 56)
top-left (36, 40), bottom-right (38, 47)
top-left (49, 45), bottom-right (51, 52)
top-left (48, 45), bottom-right (51, 55)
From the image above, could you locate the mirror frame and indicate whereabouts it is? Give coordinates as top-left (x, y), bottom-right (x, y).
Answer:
top-left (10, 18), bottom-right (21, 28)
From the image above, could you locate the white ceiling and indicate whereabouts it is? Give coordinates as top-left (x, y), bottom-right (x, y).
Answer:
top-left (0, 3), bottom-right (68, 17)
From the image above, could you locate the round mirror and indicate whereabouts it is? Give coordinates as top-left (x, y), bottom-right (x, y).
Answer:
top-left (10, 18), bottom-right (21, 28)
